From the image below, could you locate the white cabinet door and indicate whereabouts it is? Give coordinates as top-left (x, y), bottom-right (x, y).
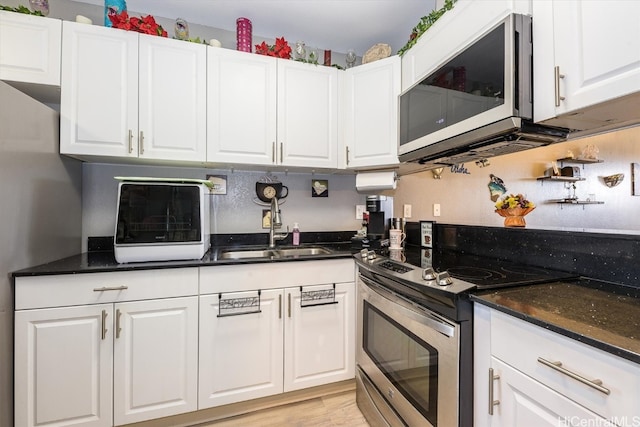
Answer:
top-left (61, 23), bottom-right (206, 162)
top-left (113, 297), bottom-right (198, 425)
top-left (14, 304), bottom-right (113, 427)
top-left (198, 290), bottom-right (284, 409)
top-left (277, 59), bottom-right (338, 168)
top-left (342, 55), bottom-right (400, 169)
top-left (489, 358), bottom-right (613, 427)
top-left (553, 1), bottom-right (640, 116)
top-left (138, 34), bottom-right (206, 162)
top-left (283, 282), bottom-right (355, 392)
top-left (60, 22), bottom-right (138, 158)
top-left (533, 0), bottom-right (640, 128)
top-left (0, 11), bottom-right (61, 86)
top-left (207, 48), bottom-right (277, 165)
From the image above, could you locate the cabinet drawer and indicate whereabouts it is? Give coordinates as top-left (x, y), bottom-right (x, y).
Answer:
top-left (200, 259), bottom-right (355, 294)
top-left (491, 309), bottom-right (640, 420)
top-left (15, 268), bottom-right (199, 309)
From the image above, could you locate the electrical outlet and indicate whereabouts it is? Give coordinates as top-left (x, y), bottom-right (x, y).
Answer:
top-left (356, 205), bottom-right (366, 220)
top-left (433, 203), bottom-right (441, 217)
top-left (403, 204), bottom-right (412, 218)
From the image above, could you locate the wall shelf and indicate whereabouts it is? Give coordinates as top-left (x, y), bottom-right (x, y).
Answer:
top-left (548, 199), bottom-right (604, 210)
top-left (537, 176), bottom-right (585, 182)
top-left (557, 157), bottom-right (604, 169)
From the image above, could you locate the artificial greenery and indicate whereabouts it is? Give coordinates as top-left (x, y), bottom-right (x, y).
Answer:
top-left (0, 4), bottom-right (44, 15)
top-left (398, 0), bottom-right (456, 56)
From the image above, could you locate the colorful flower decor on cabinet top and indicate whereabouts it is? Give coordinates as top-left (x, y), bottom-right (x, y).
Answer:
top-left (109, 11), bottom-right (168, 37)
top-left (255, 37), bottom-right (292, 59)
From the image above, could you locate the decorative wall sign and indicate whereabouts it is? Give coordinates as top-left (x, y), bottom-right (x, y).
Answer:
top-left (312, 179), bottom-right (328, 197)
top-left (451, 164), bottom-right (470, 174)
top-left (420, 221), bottom-right (435, 248)
top-left (206, 174), bottom-right (227, 195)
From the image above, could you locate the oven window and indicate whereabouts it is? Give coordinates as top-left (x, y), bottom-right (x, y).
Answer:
top-left (115, 184), bottom-right (202, 244)
top-left (363, 301), bottom-right (438, 426)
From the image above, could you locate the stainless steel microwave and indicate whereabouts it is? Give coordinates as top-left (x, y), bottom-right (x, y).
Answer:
top-left (114, 179), bottom-right (211, 263)
top-left (399, 14), bottom-right (568, 168)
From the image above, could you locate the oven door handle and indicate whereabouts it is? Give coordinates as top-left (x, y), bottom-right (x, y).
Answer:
top-left (360, 275), bottom-right (455, 338)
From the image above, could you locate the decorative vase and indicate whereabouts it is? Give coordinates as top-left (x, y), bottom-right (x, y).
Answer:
top-left (236, 17), bottom-right (252, 52)
top-left (495, 207), bottom-right (535, 227)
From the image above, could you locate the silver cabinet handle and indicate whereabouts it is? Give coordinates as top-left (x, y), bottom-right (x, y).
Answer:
top-left (128, 129), bottom-right (134, 153)
top-left (278, 294), bottom-right (282, 319)
top-left (279, 142), bottom-right (283, 164)
top-left (488, 368), bottom-right (500, 415)
top-left (288, 292), bottom-right (292, 318)
top-left (101, 309), bottom-right (108, 340)
top-left (139, 131), bottom-right (145, 155)
top-left (272, 141), bottom-right (276, 164)
top-left (537, 357), bottom-right (610, 395)
top-left (115, 309), bottom-right (122, 339)
top-left (93, 285), bottom-right (128, 292)
top-left (346, 146), bottom-right (350, 166)
top-left (554, 66), bottom-right (565, 107)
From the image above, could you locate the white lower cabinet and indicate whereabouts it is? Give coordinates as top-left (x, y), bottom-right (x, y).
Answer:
top-left (15, 304), bottom-right (114, 427)
top-left (474, 304), bottom-right (640, 427)
top-left (14, 268), bottom-right (199, 427)
top-left (489, 357), bottom-right (610, 427)
top-left (284, 284), bottom-right (354, 392)
top-left (113, 297), bottom-right (198, 425)
top-left (199, 289), bottom-right (284, 408)
top-left (198, 260), bottom-right (356, 410)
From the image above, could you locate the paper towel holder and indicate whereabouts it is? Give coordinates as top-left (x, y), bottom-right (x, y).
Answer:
top-left (355, 170), bottom-right (399, 193)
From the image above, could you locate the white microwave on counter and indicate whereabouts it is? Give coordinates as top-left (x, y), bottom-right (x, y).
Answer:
top-left (114, 178), bottom-right (211, 263)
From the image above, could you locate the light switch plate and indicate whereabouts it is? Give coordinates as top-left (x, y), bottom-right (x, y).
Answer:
top-left (403, 204), bottom-right (412, 218)
top-left (433, 203), bottom-right (441, 217)
top-left (356, 205), bottom-right (366, 220)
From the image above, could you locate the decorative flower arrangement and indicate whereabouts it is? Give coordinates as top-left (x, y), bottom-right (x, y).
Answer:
top-left (494, 194), bottom-right (535, 227)
top-left (109, 11), bottom-right (168, 37)
top-left (495, 193), bottom-right (535, 210)
top-left (255, 37), bottom-right (292, 59)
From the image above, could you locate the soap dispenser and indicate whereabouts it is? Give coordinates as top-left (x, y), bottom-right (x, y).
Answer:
top-left (292, 223), bottom-right (300, 246)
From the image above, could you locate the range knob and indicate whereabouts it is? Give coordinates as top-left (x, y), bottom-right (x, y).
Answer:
top-left (422, 268), bottom-right (453, 286)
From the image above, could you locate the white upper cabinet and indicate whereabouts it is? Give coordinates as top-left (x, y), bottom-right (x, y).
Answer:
top-left (533, 0), bottom-right (640, 130)
top-left (341, 55), bottom-right (400, 169)
top-left (60, 22), bottom-right (206, 162)
top-left (207, 48), bottom-right (277, 166)
top-left (0, 11), bottom-right (61, 86)
top-left (277, 59), bottom-right (338, 169)
top-left (207, 50), bottom-right (338, 169)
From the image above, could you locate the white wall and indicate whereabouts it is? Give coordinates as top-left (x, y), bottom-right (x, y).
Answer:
top-left (0, 82), bottom-right (82, 427)
top-left (82, 163), bottom-right (365, 249)
top-left (392, 126), bottom-right (640, 234)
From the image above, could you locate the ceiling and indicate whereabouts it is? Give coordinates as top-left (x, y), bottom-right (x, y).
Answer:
top-left (74, 0), bottom-right (437, 55)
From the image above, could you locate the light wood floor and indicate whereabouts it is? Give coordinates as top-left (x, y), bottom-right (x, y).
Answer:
top-left (197, 390), bottom-right (369, 427)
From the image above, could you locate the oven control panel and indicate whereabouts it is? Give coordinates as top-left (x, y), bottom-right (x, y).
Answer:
top-left (378, 261), bottom-right (413, 274)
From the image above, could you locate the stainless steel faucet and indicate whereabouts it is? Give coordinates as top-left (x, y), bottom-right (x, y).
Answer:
top-left (268, 197), bottom-right (288, 248)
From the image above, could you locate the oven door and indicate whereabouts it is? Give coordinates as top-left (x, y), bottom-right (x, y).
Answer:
top-left (357, 275), bottom-right (460, 427)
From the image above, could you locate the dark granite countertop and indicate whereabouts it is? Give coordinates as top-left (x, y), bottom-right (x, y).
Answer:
top-left (11, 241), bottom-right (355, 278)
top-left (472, 280), bottom-right (640, 365)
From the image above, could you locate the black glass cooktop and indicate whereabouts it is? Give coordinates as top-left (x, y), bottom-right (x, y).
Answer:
top-left (402, 248), bottom-right (579, 289)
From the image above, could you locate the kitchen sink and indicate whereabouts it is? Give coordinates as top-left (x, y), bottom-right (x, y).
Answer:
top-left (218, 249), bottom-right (277, 259)
top-left (276, 247), bottom-right (331, 257)
top-left (218, 246), bottom-right (332, 260)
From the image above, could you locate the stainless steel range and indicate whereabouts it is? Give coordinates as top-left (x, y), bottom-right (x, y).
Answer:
top-left (355, 249), bottom-right (577, 427)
